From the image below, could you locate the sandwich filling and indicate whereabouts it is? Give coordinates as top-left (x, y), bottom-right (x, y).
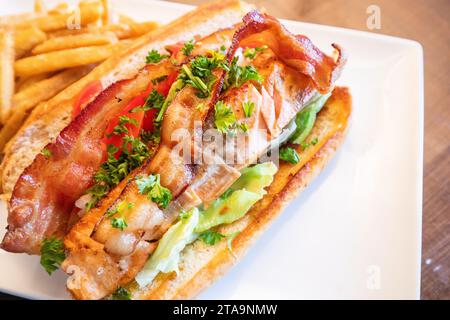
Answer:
top-left (1, 10), bottom-right (346, 300)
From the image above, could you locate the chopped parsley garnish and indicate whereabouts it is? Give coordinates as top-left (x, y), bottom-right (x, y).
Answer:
top-left (243, 45), bottom-right (268, 59)
top-left (179, 210), bottom-right (191, 220)
top-left (242, 101), bottom-right (254, 118)
top-left (223, 57), bottom-right (263, 91)
top-left (40, 237), bottom-right (65, 275)
top-left (146, 49), bottom-right (169, 64)
top-left (213, 101), bottom-right (248, 134)
top-left (180, 64), bottom-right (210, 98)
top-left (131, 90), bottom-right (165, 113)
top-left (181, 39), bottom-right (195, 56)
top-left (108, 116), bottom-right (138, 137)
top-left (280, 147), bottom-right (300, 164)
top-left (85, 136), bottom-right (150, 210)
top-left (111, 217), bottom-right (128, 230)
top-left (112, 287), bottom-right (131, 300)
top-left (198, 230), bottom-right (226, 245)
top-left (214, 101), bottom-right (236, 133)
top-left (179, 52), bottom-right (228, 98)
top-left (144, 89), bottom-right (165, 110)
top-left (94, 139), bottom-right (149, 188)
top-left (136, 174), bottom-right (172, 208)
top-left (41, 148), bottom-right (52, 157)
top-left (301, 137), bottom-right (319, 151)
top-left (85, 184), bottom-right (109, 211)
top-left (140, 129), bottom-right (160, 145)
top-left (108, 201), bottom-right (133, 230)
top-left (220, 188), bottom-right (234, 200)
top-left (238, 122), bottom-right (249, 133)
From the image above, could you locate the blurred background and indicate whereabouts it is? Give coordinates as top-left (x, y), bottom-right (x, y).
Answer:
top-left (169, 0), bottom-right (449, 300)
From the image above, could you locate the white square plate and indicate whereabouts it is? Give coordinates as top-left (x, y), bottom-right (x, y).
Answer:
top-left (0, 0), bottom-right (423, 299)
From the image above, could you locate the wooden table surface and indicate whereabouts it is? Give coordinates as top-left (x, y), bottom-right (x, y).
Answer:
top-left (172, 0), bottom-right (449, 300)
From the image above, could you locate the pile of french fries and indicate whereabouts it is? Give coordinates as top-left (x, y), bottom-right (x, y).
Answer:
top-left (0, 0), bottom-right (159, 152)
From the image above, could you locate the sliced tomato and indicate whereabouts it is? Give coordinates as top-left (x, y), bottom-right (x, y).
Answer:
top-left (142, 108), bottom-right (158, 132)
top-left (100, 70), bottom-right (178, 159)
top-left (72, 80), bottom-right (103, 119)
top-left (142, 81), bottom-right (154, 97)
top-left (156, 70), bottom-right (178, 96)
top-left (165, 42), bottom-right (184, 56)
top-left (103, 96), bottom-right (145, 159)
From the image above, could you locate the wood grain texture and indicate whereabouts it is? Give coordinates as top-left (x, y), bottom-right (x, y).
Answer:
top-left (171, 0), bottom-right (450, 300)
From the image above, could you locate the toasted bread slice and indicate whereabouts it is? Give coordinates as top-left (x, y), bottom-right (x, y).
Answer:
top-left (126, 86), bottom-right (351, 299)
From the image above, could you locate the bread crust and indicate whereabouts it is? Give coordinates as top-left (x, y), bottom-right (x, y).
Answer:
top-left (128, 86), bottom-right (352, 299)
top-left (0, 0), bottom-right (252, 195)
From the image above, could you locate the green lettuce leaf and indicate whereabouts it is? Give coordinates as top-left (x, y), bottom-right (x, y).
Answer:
top-left (135, 208), bottom-right (199, 287)
top-left (290, 93), bottom-right (331, 145)
top-left (135, 163), bottom-right (278, 287)
top-left (195, 162), bottom-right (277, 233)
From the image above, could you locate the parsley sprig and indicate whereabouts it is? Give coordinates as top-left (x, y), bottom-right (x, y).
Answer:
top-left (198, 230), bottom-right (225, 245)
top-left (136, 174), bottom-right (172, 208)
top-left (178, 52), bottom-right (228, 98)
top-left (223, 57), bottom-right (263, 91)
top-left (107, 116), bottom-right (138, 137)
top-left (181, 39), bottom-right (195, 56)
top-left (144, 89), bottom-right (165, 110)
top-left (242, 101), bottom-right (254, 118)
top-left (107, 201), bottom-right (133, 230)
top-left (214, 101), bottom-right (237, 133)
top-left (301, 137), bottom-right (319, 151)
top-left (280, 147), bottom-right (300, 164)
top-left (112, 287), bottom-right (131, 300)
top-left (214, 101), bottom-right (248, 134)
top-left (243, 45), bottom-right (268, 59)
top-left (40, 237), bottom-right (65, 275)
top-left (85, 136), bottom-right (150, 210)
top-left (146, 49), bottom-right (169, 64)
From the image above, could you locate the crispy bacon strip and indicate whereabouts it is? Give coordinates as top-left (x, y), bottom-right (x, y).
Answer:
top-left (227, 11), bottom-right (346, 93)
top-left (1, 68), bottom-right (158, 254)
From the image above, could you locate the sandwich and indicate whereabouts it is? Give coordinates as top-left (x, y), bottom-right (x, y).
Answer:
top-left (0, 0), bottom-right (351, 300)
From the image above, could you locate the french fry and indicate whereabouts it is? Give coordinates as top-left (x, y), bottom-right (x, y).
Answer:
top-left (0, 66), bottom-right (95, 151)
top-left (15, 73), bottom-right (52, 93)
top-left (118, 15), bottom-right (159, 37)
top-left (14, 26), bottom-right (47, 58)
top-left (0, 29), bottom-right (15, 123)
top-left (12, 1), bottom-right (103, 32)
top-left (48, 20), bottom-right (158, 40)
top-left (32, 32), bottom-right (118, 55)
top-left (48, 3), bottom-right (69, 15)
top-left (0, 12), bottom-right (46, 27)
top-left (13, 65), bottom-right (94, 115)
top-left (101, 0), bottom-right (115, 25)
top-left (118, 14), bottom-right (137, 26)
top-left (34, 0), bottom-right (47, 14)
top-left (15, 41), bottom-right (128, 77)
top-left (128, 21), bottom-right (159, 37)
top-left (48, 23), bottom-right (128, 39)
